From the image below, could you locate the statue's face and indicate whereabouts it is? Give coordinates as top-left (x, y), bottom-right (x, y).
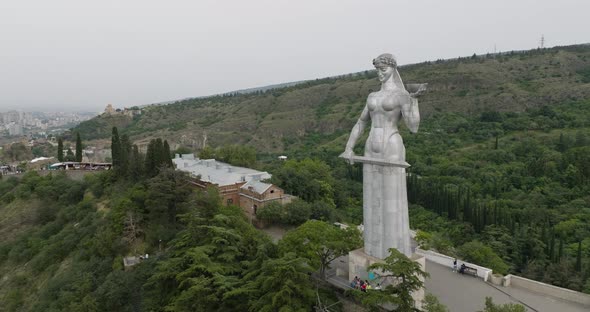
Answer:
top-left (376, 65), bottom-right (394, 82)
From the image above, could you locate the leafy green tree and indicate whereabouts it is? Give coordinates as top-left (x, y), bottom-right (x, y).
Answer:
top-left (423, 293), bottom-right (449, 312)
top-left (57, 137), bottom-right (64, 162)
top-left (75, 132), bottom-right (83, 162)
top-left (458, 241), bottom-right (509, 274)
top-left (353, 248), bottom-right (429, 312)
top-left (310, 200), bottom-right (336, 222)
top-left (478, 297), bottom-right (525, 312)
top-left (256, 201), bottom-right (283, 224)
top-left (144, 169), bottom-right (193, 244)
top-left (282, 199), bottom-right (312, 225)
top-left (271, 159), bottom-right (335, 203)
top-left (279, 220), bottom-right (361, 279)
top-left (198, 146), bottom-right (215, 160)
top-left (246, 253), bottom-right (315, 312)
top-left (65, 148), bottom-right (76, 161)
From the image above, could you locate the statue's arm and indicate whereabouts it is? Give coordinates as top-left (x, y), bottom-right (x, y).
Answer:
top-left (343, 105), bottom-right (369, 154)
top-left (403, 83), bottom-right (426, 133)
top-left (402, 97), bottom-right (420, 133)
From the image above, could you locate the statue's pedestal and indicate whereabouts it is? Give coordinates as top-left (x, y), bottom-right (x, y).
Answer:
top-left (348, 248), bottom-right (426, 310)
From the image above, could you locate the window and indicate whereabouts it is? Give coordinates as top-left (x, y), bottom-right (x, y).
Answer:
top-left (226, 199), bottom-right (233, 205)
top-left (270, 190), bottom-right (275, 193)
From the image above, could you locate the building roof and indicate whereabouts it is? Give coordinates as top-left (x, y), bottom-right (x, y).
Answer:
top-left (173, 154), bottom-right (271, 186)
top-left (30, 156), bottom-right (54, 163)
top-left (240, 180), bottom-right (273, 194)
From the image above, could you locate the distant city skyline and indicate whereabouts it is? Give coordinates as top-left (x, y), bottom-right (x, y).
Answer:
top-left (1, 0), bottom-right (589, 112)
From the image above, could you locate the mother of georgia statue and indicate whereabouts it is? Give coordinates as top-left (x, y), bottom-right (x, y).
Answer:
top-left (340, 53), bottom-right (426, 259)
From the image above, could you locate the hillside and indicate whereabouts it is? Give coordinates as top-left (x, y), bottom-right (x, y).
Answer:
top-left (74, 44), bottom-right (590, 152)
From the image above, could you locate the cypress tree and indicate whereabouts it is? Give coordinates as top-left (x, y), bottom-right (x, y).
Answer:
top-left (111, 127), bottom-right (121, 167)
top-left (130, 144), bottom-right (144, 179)
top-left (155, 138), bottom-right (164, 168)
top-left (163, 140), bottom-right (173, 167)
top-left (119, 134), bottom-right (131, 177)
top-left (57, 137), bottom-right (64, 161)
top-left (75, 132), bottom-right (83, 162)
top-left (144, 139), bottom-right (156, 177)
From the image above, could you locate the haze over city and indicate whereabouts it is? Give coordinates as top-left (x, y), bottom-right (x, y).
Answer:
top-left (1, 0), bottom-right (589, 112)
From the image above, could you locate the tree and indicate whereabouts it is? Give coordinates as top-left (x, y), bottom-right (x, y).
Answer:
top-left (458, 241), bottom-right (509, 274)
top-left (256, 202), bottom-right (283, 224)
top-left (423, 293), bottom-right (449, 312)
top-left (57, 137), bottom-right (64, 161)
top-left (129, 145), bottom-right (144, 179)
top-left (279, 220), bottom-right (362, 280)
top-left (271, 159), bottom-right (335, 203)
top-left (353, 248), bottom-right (429, 312)
top-left (478, 297), bottom-right (525, 312)
top-left (65, 148), bottom-right (76, 161)
top-left (75, 132), bottom-right (83, 162)
top-left (282, 199), bottom-right (312, 225)
top-left (119, 134), bottom-right (131, 177)
top-left (111, 127), bottom-right (121, 168)
top-left (163, 140), bottom-right (173, 168)
top-left (246, 253), bottom-right (315, 312)
top-left (144, 139), bottom-right (157, 177)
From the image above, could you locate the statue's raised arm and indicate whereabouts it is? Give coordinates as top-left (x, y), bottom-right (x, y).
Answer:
top-left (401, 83), bottom-right (427, 133)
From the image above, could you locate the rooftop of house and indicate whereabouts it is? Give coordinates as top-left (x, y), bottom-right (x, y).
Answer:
top-left (240, 179), bottom-right (273, 194)
top-left (173, 154), bottom-right (271, 186)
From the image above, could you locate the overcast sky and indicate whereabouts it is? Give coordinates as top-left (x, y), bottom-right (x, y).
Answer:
top-left (1, 0), bottom-right (588, 112)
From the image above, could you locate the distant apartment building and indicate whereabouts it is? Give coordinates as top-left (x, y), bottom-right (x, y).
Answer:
top-left (172, 154), bottom-right (292, 221)
top-left (8, 122), bottom-right (23, 136)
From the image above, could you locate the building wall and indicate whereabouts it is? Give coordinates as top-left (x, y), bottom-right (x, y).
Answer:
top-left (189, 179), bottom-right (245, 207)
top-left (218, 183), bottom-right (245, 207)
top-left (239, 186), bottom-right (285, 221)
top-left (186, 176), bottom-right (289, 224)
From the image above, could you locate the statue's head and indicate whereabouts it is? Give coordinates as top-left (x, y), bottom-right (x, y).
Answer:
top-left (373, 53), bottom-right (397, 68)
top-left (373, 53), bottom-right (397, 82)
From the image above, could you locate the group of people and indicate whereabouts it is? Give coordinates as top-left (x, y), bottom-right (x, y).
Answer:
top-left (350, 276), bottom-right (381, 292)
top-left (452, 258), bottom-right (468, 274)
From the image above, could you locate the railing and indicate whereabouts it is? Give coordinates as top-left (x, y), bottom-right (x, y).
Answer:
top-left (415, 247), bottom-right (493, 281)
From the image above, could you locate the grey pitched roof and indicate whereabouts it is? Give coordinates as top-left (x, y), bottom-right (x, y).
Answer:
top-left (240, 180), bottom-right (272, 194)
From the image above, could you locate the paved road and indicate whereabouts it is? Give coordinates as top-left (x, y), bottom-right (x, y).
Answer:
top-left (425, 260), bottom-right (589, 312)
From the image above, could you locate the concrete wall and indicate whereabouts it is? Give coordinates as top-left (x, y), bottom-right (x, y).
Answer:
top-left (415, 247), bottom-right (493, 281)
top-left (505, 274), bottom-right (590, 306)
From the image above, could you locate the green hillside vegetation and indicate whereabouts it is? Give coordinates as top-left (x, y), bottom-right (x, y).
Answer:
top-left (0, 170), bottom-right (362, 311)
top-left (74, 45), bottom-right (590, 152)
